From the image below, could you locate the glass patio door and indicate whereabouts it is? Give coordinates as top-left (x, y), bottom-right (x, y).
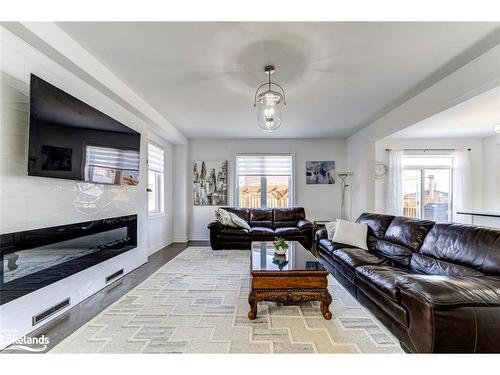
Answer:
top-left (403, 166), bottom-right (452, 222)
top-left (422, 169), bottom-right (452, 222)
top-left (403, 169), bottom-right (421, 218)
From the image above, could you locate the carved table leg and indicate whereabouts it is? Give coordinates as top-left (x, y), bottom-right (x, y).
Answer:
top-left (320, 290), bottom-right (333, 320)
top-left (248, 292), bottom-right (258, 320)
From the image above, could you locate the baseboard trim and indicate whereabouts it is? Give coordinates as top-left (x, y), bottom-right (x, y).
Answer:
top-left (173, 237), bottom-right (188, 243)
top-left (148, 241), bottom-right (173, 256)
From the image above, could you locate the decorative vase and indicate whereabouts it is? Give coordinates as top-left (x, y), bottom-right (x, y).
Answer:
top-left (274, 245), bottom-right (288, 255)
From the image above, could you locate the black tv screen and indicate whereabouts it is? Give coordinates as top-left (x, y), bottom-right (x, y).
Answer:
top-left (28, 74), bottom-right (141, 185)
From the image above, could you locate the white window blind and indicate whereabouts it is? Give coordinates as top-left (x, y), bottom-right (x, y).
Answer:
top-left (236, 154), bottom-right (292, 176)
top-left (86, 145), bottom-right (139, 171)
top-left (148, 143), bottom-right (164, 172)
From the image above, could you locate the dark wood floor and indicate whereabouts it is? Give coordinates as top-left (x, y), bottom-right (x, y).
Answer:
top-left (1, 241), bottom-right (209, 354)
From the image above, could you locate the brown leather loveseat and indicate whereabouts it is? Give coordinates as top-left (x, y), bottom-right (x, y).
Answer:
top-left (316, 213), bottom-right (500, 353)
top-left (208, 207), bottom-right (313, 250)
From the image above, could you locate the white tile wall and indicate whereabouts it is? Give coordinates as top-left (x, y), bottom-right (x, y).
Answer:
top-left (0, 27), bottom-right (172, 349)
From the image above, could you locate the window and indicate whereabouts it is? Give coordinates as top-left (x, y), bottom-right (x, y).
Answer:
top-left (236, 154), bottom-right (293, 208)
top-left (147, 142), bottom-right (164, 215)
top-left (402, 155), bottom-right (453, 222)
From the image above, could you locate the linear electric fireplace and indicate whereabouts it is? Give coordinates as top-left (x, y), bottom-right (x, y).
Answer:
top-left (0, 215), bottom-right (137, 305)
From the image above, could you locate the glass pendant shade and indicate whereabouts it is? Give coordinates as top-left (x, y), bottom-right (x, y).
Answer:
top-left (256, 90), bottom-right (284, 131)
top-left (254, 65), bottom-right (286, 132)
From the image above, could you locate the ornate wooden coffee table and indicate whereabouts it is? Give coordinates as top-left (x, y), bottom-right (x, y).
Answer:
top-left (248, 241), bottom-right (332, 320)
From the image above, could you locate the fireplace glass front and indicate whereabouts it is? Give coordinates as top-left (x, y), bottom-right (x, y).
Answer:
top-left (0, 215), bottom-right (137, 305)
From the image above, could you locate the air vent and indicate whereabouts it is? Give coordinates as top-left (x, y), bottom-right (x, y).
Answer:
top-left (32, 298), bottom-right (71, 326)
top-left (105, 268), bottom-right (124, 284)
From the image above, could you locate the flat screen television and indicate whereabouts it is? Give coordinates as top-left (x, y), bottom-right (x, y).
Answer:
top-left (28, 74), bottom-right (141, 185)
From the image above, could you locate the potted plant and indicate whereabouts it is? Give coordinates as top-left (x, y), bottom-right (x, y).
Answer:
top-left (273, 237), bottom-right (289, 255)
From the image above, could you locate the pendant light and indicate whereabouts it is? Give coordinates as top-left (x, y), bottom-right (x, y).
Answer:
top-left (254, 65), bottom-right (286, 131)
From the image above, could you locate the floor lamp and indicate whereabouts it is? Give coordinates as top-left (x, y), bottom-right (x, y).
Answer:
top-left (338, 172), bottom-right (352, 220)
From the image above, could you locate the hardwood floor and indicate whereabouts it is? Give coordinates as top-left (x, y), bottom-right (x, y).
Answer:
top-left (1, 241), bottom-right (209, 353)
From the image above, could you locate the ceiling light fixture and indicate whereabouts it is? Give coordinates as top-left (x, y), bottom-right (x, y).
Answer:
top-left (254, 65), bottom-right (286, 132)
top-left (495, 124), bottom-right (500, 134)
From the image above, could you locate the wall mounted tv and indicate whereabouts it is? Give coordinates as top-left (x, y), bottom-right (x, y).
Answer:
top-left (28, 74), bottom-right (141, 185)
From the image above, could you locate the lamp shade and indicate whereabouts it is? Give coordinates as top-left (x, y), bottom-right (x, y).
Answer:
top-left (256, 90), bottom-right (284, 131)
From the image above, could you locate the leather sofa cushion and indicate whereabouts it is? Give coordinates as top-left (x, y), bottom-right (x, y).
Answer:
top-left (250, 227), bottom-right (275, 236)
top-left (356, 212), bottom-right (395, 239)
top-left (318, 239), bottom-right (356, 256)
top-left (273, 207), bottom-right (305, 221)
top-left (221, 207), bottom-right (250, 222)
top-left (356, 265), bottom-right (411, 302)
top-left (410, 253), bottom-right (484, 277)
top-left (420, 223), bottom-right (500, 276)
top-left (275, 227), bottom-right (301, 236)
top-left (274, 221), bottom-right (299, 228)
top-left (249, 208), bottom-right (273, 228)
top-left (332, 248), bottom-right (385, 270)
top-left (367, 235), bottom-right (378, 252)
top-left (220, 227), bottom-right (250, 237)
top-left (376, 239), bottom-right (413, 266)
top-left (356, 281), bottom-right (409, 327)
top-left (250, 221), bottom-right (273, 228)
top-left (384, 216), bottom-right (435, 251)
top-left (395, 275), bottom-right (500, 309)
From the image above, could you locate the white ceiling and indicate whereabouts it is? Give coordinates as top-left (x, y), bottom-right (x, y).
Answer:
top-left (57, 22), bottom-right (500, 139)
top-left (388, 86), bottom-right (500, 139)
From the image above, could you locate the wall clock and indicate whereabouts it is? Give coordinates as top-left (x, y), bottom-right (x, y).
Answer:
top-left (375, 161), bottom-right (388, 179)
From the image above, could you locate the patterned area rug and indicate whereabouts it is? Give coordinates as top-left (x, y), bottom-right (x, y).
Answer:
top-left (51, 247), bottom-right (403, 354)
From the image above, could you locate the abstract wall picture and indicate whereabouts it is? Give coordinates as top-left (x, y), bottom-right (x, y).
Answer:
top-left (306, 161), bottom-right (335, 184)
top-left (193, 160), bottom-right (228, 205)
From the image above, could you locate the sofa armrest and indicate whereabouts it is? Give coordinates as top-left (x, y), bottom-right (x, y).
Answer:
top-left (396, 275), bottom-right (500, 353)
top-left (315, 228), bottom-right (328, 242)
top-left (396, 275), bottom-right (500, 308)
top-left (207, 221), bottom-right (223, 231)
top-left (296, 219), bottom-right (313, 231)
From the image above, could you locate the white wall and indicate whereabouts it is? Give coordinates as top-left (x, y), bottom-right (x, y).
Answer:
top-left (173, 144), bottom-right (189, 242)
top-left (346, 137), bottom-right (375, 220)
top-left (188, 138), bottom-right (347, 240)
top-left (0, 27), bottom-right (170, 348)
top-left (146, 132), bottom-right (174, 255)
top-left (482, 134), bottom-right (500, 212)
top-left (373, 138), bottom-right (484, 216)
top-left (347, 45), bottom-right (500, 219)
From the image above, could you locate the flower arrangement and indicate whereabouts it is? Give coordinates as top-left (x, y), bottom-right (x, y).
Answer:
top-left (273, 237), bottom-right (289, 255)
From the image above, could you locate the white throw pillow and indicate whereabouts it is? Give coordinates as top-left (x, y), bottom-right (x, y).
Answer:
top-left (216, 208), bottom-right (237, 227)
top-left (229, 212), bottom-right (251, 230)
top-left (332, 219), bottom-right (368, 250)
top-left (325, 221), bottom-right (336, 240)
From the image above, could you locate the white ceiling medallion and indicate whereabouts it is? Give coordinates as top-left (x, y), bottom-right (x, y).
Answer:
top-left (495, 124), bottom-right (500, 134)
top-left (254, 65), bottom-right (287, 132)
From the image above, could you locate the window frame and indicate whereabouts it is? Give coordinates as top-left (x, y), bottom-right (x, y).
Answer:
top-left (235, 153), bottom-right (295, 208)
top-left (147, 141), bottom-right (165, 217)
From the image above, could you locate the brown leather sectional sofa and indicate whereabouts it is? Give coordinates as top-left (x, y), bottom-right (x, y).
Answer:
top-left (316, 212), bottom-right (500, 353)
top-left (207, 207), bottom-right (313, 250)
